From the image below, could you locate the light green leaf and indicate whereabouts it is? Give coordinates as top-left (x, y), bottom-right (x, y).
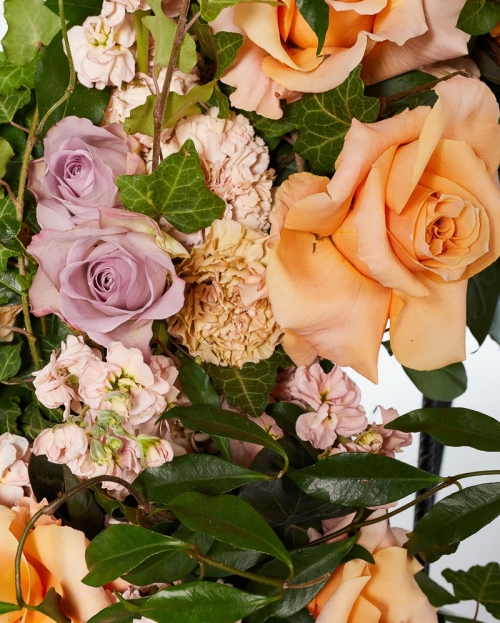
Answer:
top-left (457, 0), bottom-right (500, 35)
top-left (0, 195), bottom-right (20, 240)
top-left (443, 563), bottom-right (500, 618)
top-left (123, 94), bottom-right (156, 136)
top-left (205, 349), bottom-right (292, 418)
top-left (0, 138), bottom-right (15, 181)
top-left (403, 363), bottom-right (467, 402)
top-left (143, 0), bottom-right (196, 72)
top-left (290, 65), bottom-right (380, 175)
top-left (200, 0), bottom-right (278, 22)
top-left (117, 139), bottom-right (225, 233)
top-left (0, 51), bottom-right (39, 95)
top-left (2, 0), bottom-right (60, 67)
top-left (0, 343), bottom-right (22, 382)
top-left (0, 89), bottom-right (31, 123)
top-left (163, 82), bottom-right (216, 128)
top-left (0, 603), bottom-right (20, 615)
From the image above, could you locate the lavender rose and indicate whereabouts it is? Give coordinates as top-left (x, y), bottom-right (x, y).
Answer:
top-left (28, 116), bottom-right (145, 230)
top-left (27, 208), bottom-right (185, 356)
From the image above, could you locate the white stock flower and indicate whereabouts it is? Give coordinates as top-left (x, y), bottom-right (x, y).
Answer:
top-left (0, 433), bottom-right (30, 507)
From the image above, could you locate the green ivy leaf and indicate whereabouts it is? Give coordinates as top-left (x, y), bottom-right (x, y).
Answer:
top-left (457, 0), bottom-right (500, 34)
top-left (0, 394), bottom-right (21, 434)
top-left (143, 0), bottom-right (196, 71)
top-left (403, 363), bottom-right (467, 402)
top-left (467, 258), bottom-right (500, 346)
top-left (200, 0), bottom-right (278, 22)
top-left (239, 107), bottom-right (296, 139)
top-left (21, 402), bottom-right (53, 441)
top-left (0, 137), bottom-right (15, 179)
top-left (117, 139), bottom-right (225, 233)
top-left (0, 89), bottom-right (31, 123)
top-left (163, 82), bottom-right (216, 128)
top-left (290, 65), bottom-right (379, 175)
top-left (0, 343), bottom-right (22, 382)
top-left (442, 563), bottom-right (500, 618)
top-left (2, 0), bottom-right (60, 67)
top-left (35, 35), bottom-right (111, 138)
top-left (407, 483), bottom-right (500, 560)
top-left (167, 404), bottom-right (289, 472)
top-left (87, 583), bottom-right (279, 623)
top-left (288, 453), bottom-right (443, 507)
top-left (205, 349), bottom-right (291, 418)
top-left (167, 491), bottom-right (294, 575)
top-left (0, 268), bottom-right (22, 305)
top-left (123, 93), bottom-right (155, 136)
top-left (0, 195), bottom-right (19, 241)
top-left (0, 52), bottom-right (39, 95)
top-left (414, 571), bottom-right (459, 608)
top-left (295, 0), bottom-right (330, 54)
top-left (45, 0), bottom-right (103, 25)
top-left (385, 407), bottom-right (500, 452)
top-left (83, 524), bottom-right (192, 586)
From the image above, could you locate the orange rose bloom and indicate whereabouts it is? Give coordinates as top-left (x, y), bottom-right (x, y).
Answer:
top-left (266, 76), bottom-right (500, 382)
top-left (211, 0), bottom-right (469, 119)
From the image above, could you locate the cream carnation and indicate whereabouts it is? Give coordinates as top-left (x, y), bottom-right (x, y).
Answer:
top-left (168, 219), bottom-right (283, 367)
top-left (67, 14), bottom-right (136, 89)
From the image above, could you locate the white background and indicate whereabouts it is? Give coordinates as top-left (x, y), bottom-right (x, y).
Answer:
top-left (1, 4), bottom-right (500, 621)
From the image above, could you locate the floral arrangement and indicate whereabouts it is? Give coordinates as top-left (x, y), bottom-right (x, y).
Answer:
top-left (1, 0), bottom-right (500, 621)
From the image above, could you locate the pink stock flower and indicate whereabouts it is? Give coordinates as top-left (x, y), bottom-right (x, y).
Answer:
top-left (374, 406), bottom-right (413, 458)
top-left (0, 433), bottom-right (30, 507)
top-left (137, 435), bottom-right (174, 467)
top-left (29, 116), bottom-right (145, 231)
top-left (33, 424), bottom-right (89, 465)
top-left (28, 208), bottom-right (185, 357)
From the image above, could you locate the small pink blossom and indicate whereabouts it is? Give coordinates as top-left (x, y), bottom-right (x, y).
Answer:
top-left (33, 424), bottom-right (89, 464)
top-left (0, 433), bottom-right (30, 507)
top-left (373, 407), bottom-right (413, 458)
top-left (137, 435), bottom-right (174, 468)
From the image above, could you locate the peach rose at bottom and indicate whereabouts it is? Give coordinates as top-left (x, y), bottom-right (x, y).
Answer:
top-left (0, 504), bottom-right (111, 622)
top-left (307, 511), bottom-right (437, 623)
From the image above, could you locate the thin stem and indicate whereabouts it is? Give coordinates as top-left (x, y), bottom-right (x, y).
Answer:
top-left (451, 470), bottom-right (500, 480)
top-left (15, 508), bottom-right (46, 605)
top-left (284, 572), bottom-right (330, 589)
top-left (151, 0), bottom-right (191, 171)
top-left (0, 180), bottom-right (21, 209)
top-left (9, 120), bottom-right (29, 133)
top-left (0, 324), bottom-right (33, 338)
top-left (18, 255), bottom-right (41, 370)
top-left (36, 0), bottom-right (75, 138)
top-left (184, 10), bottom-right (200, 34)
top-left (196, 554), bottom-right (284, 589)
top-left (471, 601), bottom-right (480, 623)
top-left (133, 10), bottom-right (150, 74)
top-left (16, 106), bottom-right (38, 221)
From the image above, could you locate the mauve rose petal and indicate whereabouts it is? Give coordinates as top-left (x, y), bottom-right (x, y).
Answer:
top-left (29, 270), bottom-right (61, 317)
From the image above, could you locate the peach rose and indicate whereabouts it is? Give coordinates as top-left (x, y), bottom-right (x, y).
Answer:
top-left (211, 0), bottom-right (469, 119)
top-left (266, 76), bottom-right (500, 381)
top-left (0, 503), bottom-right (111, 622)
top-left (307, 510), bottom-right (437, 622)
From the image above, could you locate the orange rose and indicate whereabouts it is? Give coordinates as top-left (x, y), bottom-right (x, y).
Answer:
top-left (266, 76), bottom-right (500, 382)
top-left (307, 511), bottom-right (437, 622)
top-left (211, 0), bottom-right (469, 119)
top-left (0, 501), bottom-right (111, 622)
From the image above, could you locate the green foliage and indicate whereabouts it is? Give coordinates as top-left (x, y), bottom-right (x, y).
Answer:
top-left (178, 361), bottom-right (220, 407)
top-left (2, 0), bottom-right (60, 67)
top-left (35, 36), bottom-right (111, 138)
top-left (457, 0), bottom-right (500, 35)
top-left (295, 0), bottom-right (330, 54)
top-left (0, 343), bottom-right (22, 381)
top-left (163, 82), bottom-right (216, 128)
top-left (123, 94), bottom-right (155, 136)
top-left (205, 349), bottom-right (291, 418)
top-left (240, 107), bottom-right (296, 139)
top-left (134, 454), bottom-right (268, 504)
top-left (21, 402), bottom-right (53, 441)
top-left (63, 468), bottom-right (105, 540)
top-left (365, 70), bottom-right (436, 98)
top-left (290, 65), bottom-right (380, 175)
top-left (407, 483), bottom-right (500, 561)
top-left (0, 393), bottom-right (21, 434)
top-left (443, 563), bottom-right (500, 618)
top-left (143, 0), bottom-right (197, 71)
top-left (0, 137), bottom-right (15, 179)
top-left (266, 402), bottom-right (305, 435)
top-left (0, 89), bottom-right (31, 123)
top-left (84, 524), bottom-right (192, 586)
top-left (0, 267), bottom-right (22, 305)
top-left (201, 541), bottom-right (264, 578)
top-left (30, 588), bottom-right (70, 623)
top-left (117, 139), bottom-right (225, 233)
top-left (168, 404), bottom-right (289, 471)
top-left (414, 571), bottom-right (459, 608)
top-left (200, 0), bottom-right (278, 22)
top-left (288, 452), bottom-right (442, 507)
top-left (45, 0), bottom-right (103, 25)
top-left (0, 52), bottom-right (39, 94)
top-left (403, 363), bottom-right (467, 402)
top-left (167, 491), bottom-right (294, 575)
top-left (28, 453), bottom-right (64, 503)
top-left (467, 258), bottom-right (500, 346)
top-left (87, 582), bottom-right (279, 623)
top-left (386, 407), bottom-right (500, 452)
top-left (0, 603), bottom-right (20, 614)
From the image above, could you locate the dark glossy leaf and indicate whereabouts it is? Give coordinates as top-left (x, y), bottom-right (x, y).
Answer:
top-left (0, 394), bottom-right (21, 434)
top-left (167, 491), bottom-right (293, 575)
top-left (117, 139), bottom-right (225, 233)
top-left (386, 407), bottom-right (500, 451)
top-left (178, 362), bottom-right (220, 407)
top-left (414, 571), bottom-right (459, 608)
top-left (407, 483), bottom-right (500, 558)
top-left (124, 526), bottom-right (213, 585)
top-left (63, 467), bottom-right (104, 540)
top-left (168, 405), bottom-right (289, 472)
top-left (84, 524), bottom-right (192, 586)
top-left (266, 402), bottom-right (305, 435)
top-left (288, 453), bottom-right (442, 506)
top-left (30, 587), bottom-right (70, 623)
top-left (88, 582), bottom-right (279, 623)
top-left (92, 486), bottom-right (139, 524)
top-left (2, 0), bottom-right (60, 66)
top-left (0, 268), bottom-right (22, 306)
top-left (45, 0), bottom-right (103, 24)
top-left (343, 544), bottom-right (375, 565)
top-left (457, 0), bottom-right (500, 34)
top-left (35, 35), bottom-right (111, 137)
top-left (290, 65), bottom-right (379, 175)
top-left (0, 343), bottom-right (22, 381)
top-left (467, 258), bottom-right (500, 345)
top-left (267, 610), bottom-right (314, 623)
top-left (420, 542), bottom-right (461, 565)
top-left (201, 540), bottom-right (265, 577)
top-left (29, 453), bottom-right (64, 503)
top-left (205, 348), bottom-right (292, 417)
top-left (438, 611), bottom-right (487, 623)
top-left (134, 453), bottom-right (268, 504)
top-left (365, 70), bottom-right (436, 97)
top-left (0, 51), bottom-right (38, 94)
top-left (443, 563), bottom-right (500, 618)
top-left (295, 0), bottom-right (329, 54)
top-left (21, 402), bottom-right (53, 441)
top-left (246, 537), bottom-right (356, 622)
top-left (403, 363), bottom-right (467, 402)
